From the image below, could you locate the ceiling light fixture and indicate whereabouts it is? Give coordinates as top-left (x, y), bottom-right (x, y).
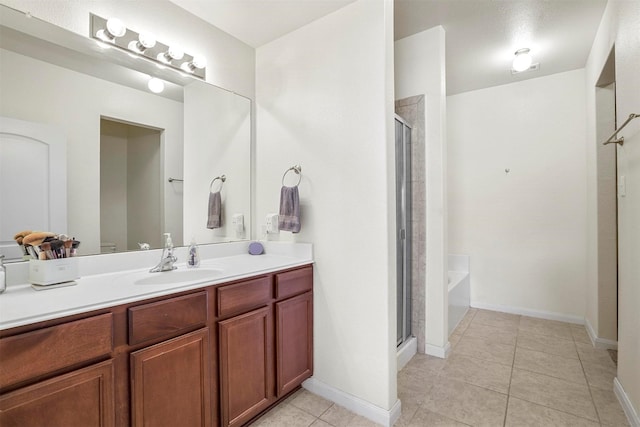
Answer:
top-left (90, 14), bottom-right (207, 79)
top-left (147, 77), bottom-right (165, 94)
top-left (512, 48), bottom-right (533, 72)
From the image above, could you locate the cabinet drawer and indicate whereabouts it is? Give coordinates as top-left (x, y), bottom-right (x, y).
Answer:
top-left (0, 313), bottom-right (113, 390)
top-left (217, 276), bottom-right (272, 318)
top-left (275, 266), bottom-right (313, 300)
top-left (129, 291), bottom-right (208, 346)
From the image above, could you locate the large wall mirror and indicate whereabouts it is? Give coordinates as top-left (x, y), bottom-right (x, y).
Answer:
top-left (0, 4), bottom-right (251, 261)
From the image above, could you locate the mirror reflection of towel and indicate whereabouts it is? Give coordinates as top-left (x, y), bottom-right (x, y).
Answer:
top-left (207, 191), bottom-right (221, 229)
top-left (278, 186), bottom-right (300, 233)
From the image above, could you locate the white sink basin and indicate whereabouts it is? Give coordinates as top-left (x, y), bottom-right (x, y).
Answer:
top-left (133, 268), bottom-right (223, 285)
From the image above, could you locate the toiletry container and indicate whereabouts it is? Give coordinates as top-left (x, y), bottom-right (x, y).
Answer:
top-left (187, 238), bottom-right (200, 268)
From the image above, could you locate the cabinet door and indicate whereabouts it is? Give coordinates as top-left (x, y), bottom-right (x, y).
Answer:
top-left (130, 328), bottom-right (211, 427)
top-left (219, 306), bottom-right (273, 427)
top-left (0, 360), bottom-right (114, 427)
top-left (276, 292), bottom-right (313, 396)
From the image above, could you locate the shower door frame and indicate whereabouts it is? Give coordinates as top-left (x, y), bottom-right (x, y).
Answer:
top-left (395, 115), bottom-right (412, 347)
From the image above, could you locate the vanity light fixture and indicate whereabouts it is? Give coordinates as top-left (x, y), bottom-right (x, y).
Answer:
top-left (96, 17), bottom-right (126, 42)
top-left (147, 77), bottom-right (165, 94)
top-left (181, 55), bottom-right (207, 73)
top-left (128, 32), bottom-right (156, 53)
top-left (512, 48), bottom-right (534, 73)
top-left (90, 14), bottom-right (206, 79)
top-left (157, 45), bottom-right (184, 64)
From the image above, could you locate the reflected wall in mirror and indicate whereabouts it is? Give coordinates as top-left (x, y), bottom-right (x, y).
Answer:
top-left (0, 4), bottom-right (251, 261)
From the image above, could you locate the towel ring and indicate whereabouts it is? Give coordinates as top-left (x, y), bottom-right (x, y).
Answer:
top-left (282, 165), bottom-right (302, 187)
top-left (209, 175), bottom-right (226, 192)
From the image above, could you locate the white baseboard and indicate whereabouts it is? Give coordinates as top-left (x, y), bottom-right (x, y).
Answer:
top-left (302, 378), bottom-right (401, 427)
top-left (470, 301), bottom-right (584, 324)
top-left (614, 377), bottom-right (640, 427)
top-left (397, 337), bottom-right (417, 371)
top-left (584, 318), bottom-right (618, 350)
top-left (425, 341), bottom-right (451, 359)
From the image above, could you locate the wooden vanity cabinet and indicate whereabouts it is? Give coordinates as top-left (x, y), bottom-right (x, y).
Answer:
top-left (0, 314), bottom-right (115, 427)
top-left (0, 263), bottom-right (313, 427)
top-left (274, 267), bottom-right (314, 397)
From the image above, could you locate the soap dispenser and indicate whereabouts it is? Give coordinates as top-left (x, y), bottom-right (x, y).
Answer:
top-left (187, 237), bottom-right (200, 268)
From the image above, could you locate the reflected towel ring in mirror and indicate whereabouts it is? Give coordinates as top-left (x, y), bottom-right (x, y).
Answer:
top-left (209, 175), bottom-right (226, 192)
top-left (282, 165), bottom-right (302, 187)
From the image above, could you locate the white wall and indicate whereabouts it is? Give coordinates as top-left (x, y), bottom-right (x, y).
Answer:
top-left (394, 27), bottom-right (449, 355)
top-left (1, 49), bottom-right (183, 255)
top-left (256, 0), bottom-right (398, 420)
top-left (585, 0), bottom-right (640, 420)
top-left (2, 0), bottom-right (255, 97)
top-left (448, 69), bottom-right (588, 320)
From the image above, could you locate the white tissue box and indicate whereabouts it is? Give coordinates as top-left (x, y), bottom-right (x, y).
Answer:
top-left (29, 258), bottom-right (79, 286)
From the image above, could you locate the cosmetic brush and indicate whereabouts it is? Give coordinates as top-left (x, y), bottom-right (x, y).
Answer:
top-left (50, 240), bottom-right (64, 259)
top-left (63, 240), bottom-right (73, 258)
top-left (71, 240), bottom-right (81, 257)
top-left (40, 242), bottom-right (53, 260)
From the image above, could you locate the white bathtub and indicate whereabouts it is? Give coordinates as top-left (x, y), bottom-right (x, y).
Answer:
top-left (448, 255), bottom-right (470, 336)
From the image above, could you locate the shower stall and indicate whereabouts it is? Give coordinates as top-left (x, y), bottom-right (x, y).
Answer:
top-left (395, 115), bottom-right (412, 347)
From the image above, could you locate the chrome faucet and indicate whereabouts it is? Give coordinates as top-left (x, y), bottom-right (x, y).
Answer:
top-left (150, 233), bottom-right (177, 273)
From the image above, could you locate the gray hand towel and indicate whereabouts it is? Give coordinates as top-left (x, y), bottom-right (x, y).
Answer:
top-left (207, 191), bottom-right (222, 229)
top-left (278, 186), bottom-right (300, 233)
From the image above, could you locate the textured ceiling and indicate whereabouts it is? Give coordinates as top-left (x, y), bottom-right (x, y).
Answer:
top-left (169, 0), bottom-right (608, 95)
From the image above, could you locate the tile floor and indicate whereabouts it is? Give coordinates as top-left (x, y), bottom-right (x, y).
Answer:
top-left (252, 308), bottom-right (629, 426)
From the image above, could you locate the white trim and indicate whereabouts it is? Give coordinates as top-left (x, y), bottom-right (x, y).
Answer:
top-left (584, 318), bottom-right (618, 349)
top-left (470, 301), bottom-right (584, 324)
top-left (302, 378), bottom-right (401, 427)
top-left (397, 337), bottom-right (417, 371)
top-left (614, 377), bottom-right (640, 427)
top-left (425, 341), bottom-right (451, 359)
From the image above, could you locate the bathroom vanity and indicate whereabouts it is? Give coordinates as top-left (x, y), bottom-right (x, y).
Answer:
top-left (0, 246), bottom-right (313, 427)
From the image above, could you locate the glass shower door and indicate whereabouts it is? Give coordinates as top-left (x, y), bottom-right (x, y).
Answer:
top-left (395, 116), bottom-right (412, 347)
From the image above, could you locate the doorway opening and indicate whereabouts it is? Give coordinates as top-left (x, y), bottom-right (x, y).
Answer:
top-left (100, 118), bottom-right (163, 253)
top-left (593, 46), bottom-right (618, 347)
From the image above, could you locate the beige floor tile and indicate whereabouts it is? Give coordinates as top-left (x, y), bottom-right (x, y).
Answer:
top-left (517, 331), bottom-right (579, 359)
top-left (448, 332), bottom-right (463, 348)
top-left (472, 309), bottom-right (520, 330)
top-left (519, 317), bottom-right (573, 340)
top-left (319, 404), bottom-right (356, 427)
top-left (514, 347), bottom-right (586, 385)
top-left (398, 365), bottom-right (438, 396)
top-left (591, 387), bottom-right (631, 426)
top-left (407, 406), bottom-right (471, 426)
top-left (311, 420), bottom-right (333, 427)
top-left (252, 403), bottom-right (317, 427)
top-left (422, 378), bottom-right (508, 427)
top-left (505, 396), bottom-right (600, 426)
top-left (395, 390), bottom-right (423, 427)
top-left (582, 360), bottom-right (617, 391)
top-left (570, 325), bottom-right (592, 344)
top-left (455, 335), bottom-right (516, 366)
top-left (290, 390), bottom-right (334, 417)
top-left (403, 353), bottom-right (447, 374)
top-left (509, 369), bottom-right (598, 421)
top-left (463, 321), bottom-right (518, 346)
top-left (575, 342), bottom-right (617, 368)
top-left (441, 353), bottom-right (512, 393)
top-left (346, 415), bottom-right (380, 427)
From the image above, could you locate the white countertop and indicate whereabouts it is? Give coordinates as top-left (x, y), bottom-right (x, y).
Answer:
top-left (0, 242), bottom-right (312, 331)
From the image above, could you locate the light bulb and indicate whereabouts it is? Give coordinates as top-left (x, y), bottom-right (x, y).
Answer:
top-left (180, 55), bottom-right (207, 73)
top-left (106, 17), bottom-right (126, 38)
top-left (128, 32), bottom-right (156, 53)
top-left (167, 46), bottom-right (184, 61)
top-left (512, 48), bottom-right (532, 72)
top-left (148, 78), bottom-right (165, 93)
